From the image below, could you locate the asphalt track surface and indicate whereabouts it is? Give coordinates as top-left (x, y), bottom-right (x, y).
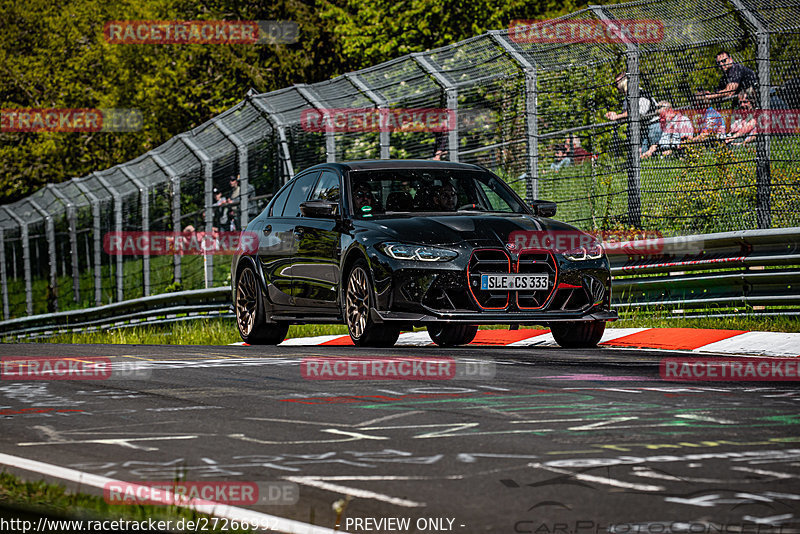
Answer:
top-left (1, 342), bottom-right (800, 533)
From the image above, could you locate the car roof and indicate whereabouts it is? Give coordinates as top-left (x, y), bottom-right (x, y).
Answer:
top-left (306, 160), bottom-right (487, 173)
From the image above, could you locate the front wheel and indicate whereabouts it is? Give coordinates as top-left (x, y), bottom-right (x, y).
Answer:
top-left (235, 264), bottom-right (289, 345)
top-left (550, 321), bottom-right (605, 348)
top-left (428, 324), bottom-right (478, 347)
top-left (345, 261), bottom-right (400, 347)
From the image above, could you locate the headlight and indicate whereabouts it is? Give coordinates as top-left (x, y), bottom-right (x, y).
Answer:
top-left (564, 242), bottom-right (604, 261)
top-left (377, 242), bottom-right (458, 262)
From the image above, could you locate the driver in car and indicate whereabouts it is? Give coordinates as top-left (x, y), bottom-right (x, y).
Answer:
top-left (434, 183), bottom-right (458, 211)
top-left (353, 184), bottom-right (376, 214)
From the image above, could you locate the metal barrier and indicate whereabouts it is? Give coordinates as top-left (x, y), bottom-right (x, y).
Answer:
top-left (610, 227), bottom-right (800, 315)
top-left (2, 228), bottom-right (798, 339)
top-left (1, 0), bottom-right (799, 321)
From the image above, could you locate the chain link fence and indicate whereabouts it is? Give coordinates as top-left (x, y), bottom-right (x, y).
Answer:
top-left (1, 0), bottom-right (799, 319)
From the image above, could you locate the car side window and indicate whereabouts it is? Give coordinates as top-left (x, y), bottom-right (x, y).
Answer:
top-left (308, 171), bottom-right (341, 208)
top-left (281, 171), bottom-right (320, 217)
top-left (269, 181), bottom-right (294, 217)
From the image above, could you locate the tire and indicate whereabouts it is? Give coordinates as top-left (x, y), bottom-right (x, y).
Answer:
top-left (235, 264), bottom-right (289, 345)
top-left (428, 324), bottom-right (478, 347)
top-left (550, 321), bottom-right (605, 348)
top-left (345, 260), bottom-right (400, 347)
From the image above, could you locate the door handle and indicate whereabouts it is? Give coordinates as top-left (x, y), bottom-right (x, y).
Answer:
top-left (263, 225), bottom-right (272, 236)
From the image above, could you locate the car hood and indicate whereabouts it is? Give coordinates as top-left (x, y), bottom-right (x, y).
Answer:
top-left (355, 213), bottom-right (583, 247)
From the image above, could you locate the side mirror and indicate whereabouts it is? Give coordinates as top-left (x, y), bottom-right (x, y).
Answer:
top-left (531, 200), bottom-right (557, 218)
top-left (300, 200), bottom-right (339, 218)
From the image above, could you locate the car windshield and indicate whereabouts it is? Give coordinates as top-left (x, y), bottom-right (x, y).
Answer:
top-left (348, 169), bottom-right (525, 218)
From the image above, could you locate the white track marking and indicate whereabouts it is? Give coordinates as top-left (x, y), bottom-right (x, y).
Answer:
top-left (528, 463), bottom-right (665, 492)
top-left (17, 435), bottom-right (198, 451)
top-left (284, 476), bottom-right (424, 507)
top-left (694, 331), bottom-right (800, 357)
top-left (0, 452), bottom-right (347, 534)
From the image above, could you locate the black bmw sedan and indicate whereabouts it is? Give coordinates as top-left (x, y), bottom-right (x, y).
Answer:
top-left (231, 160), bottom-right (616, 347)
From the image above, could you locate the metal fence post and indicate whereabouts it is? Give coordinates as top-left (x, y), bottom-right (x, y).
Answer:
top-left (216, 120), bottom-right (254, 228)
top-left (93, 173), bottom-right (123, 302)
top-left (491, 31), bottom-right (539, 202)
top-left (119, 167), bottom-right (150, 296)
top-left (591, 6), bottom-right (642, 227)
top-left (248, 97), bottom-right (295, 181)
top-left (28, 200), bottom-right (58, 312)
top-left (296, 85), bottom-right (336, 163)
top-left (74, 180), bottom-right (102, 305)
top-left (48, 184), bottom-right (79, 304)
top-left (151, 154), bottom-right (181, 286)
top-left (729, 0), bottom-right (772, 229)
top-left (346, 73), bottom-right (391, 159)
top-left (0, 228), bottom-right (7, 320)
top-left (413, 53), bottom-right (459, 162)
top-left (2, 207), bottom-right (32, 315)
top-left (179, 134), bottom-right (214, 288)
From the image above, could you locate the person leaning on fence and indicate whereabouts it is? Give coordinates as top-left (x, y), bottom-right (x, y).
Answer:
top-left (685, 91), bottom-right (726, 145)
top-left (726, 88), bottom-right (758, 147)
top-left (213, 187), bottom-right (229, 230)
top-left (605, 72), bottom-right (662, 156)
top-left (701, 51), bottom-right (757, 109)
top-left (642, 102), bottom-right (694, 159)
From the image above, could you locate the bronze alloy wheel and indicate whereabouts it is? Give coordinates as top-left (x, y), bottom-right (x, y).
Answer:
top-left (236, 266), bottom-right (258, 338)
top-left (345, 260), bottom-right (399, 347)
top-left (235, 264), bottom-right (288, 345)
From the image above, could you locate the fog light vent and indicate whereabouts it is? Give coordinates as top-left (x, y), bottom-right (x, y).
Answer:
top-left (583, 275), bottom-right (605, 304)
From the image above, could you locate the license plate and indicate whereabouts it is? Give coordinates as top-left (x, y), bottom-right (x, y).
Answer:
top-left (481, 274), bottom-right (549, 290)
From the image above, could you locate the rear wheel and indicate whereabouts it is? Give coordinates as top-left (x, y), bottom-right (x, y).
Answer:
top-left (235, 264), bottom-right (289, 345)
top-left (345, 261), bottom-right (400, 347)
top-left (428, 324), bottom-right (478, 347)
top-left (550, 321), bottom-right (605, 348)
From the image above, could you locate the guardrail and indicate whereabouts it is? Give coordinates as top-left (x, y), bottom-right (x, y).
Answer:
top-left (0, 287), bottom-right (231, 339)
top-left (1, 228), bottom-right (798, 339)
top-left (609, 228), bottom-right (800, 316)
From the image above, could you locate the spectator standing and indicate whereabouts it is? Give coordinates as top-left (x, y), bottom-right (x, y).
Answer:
top-left (702, 51), bottom-right (757, 108)
top-left (605, 72), bottom-right (663, 155)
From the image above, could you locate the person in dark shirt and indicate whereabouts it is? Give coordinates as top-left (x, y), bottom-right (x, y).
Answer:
top-left (702, 51), bottom-right (757, 107)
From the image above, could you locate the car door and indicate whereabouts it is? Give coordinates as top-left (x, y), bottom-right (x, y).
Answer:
top-left (257, 171), bottom-right (319, 308)
top-left (291, 170), bottom-right (342, 311)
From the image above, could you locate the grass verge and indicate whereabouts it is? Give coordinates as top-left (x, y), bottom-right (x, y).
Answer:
top-left (0, 471), bottom-right (249, 532)
top-left (13, 313), bottom-right (799, 345)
